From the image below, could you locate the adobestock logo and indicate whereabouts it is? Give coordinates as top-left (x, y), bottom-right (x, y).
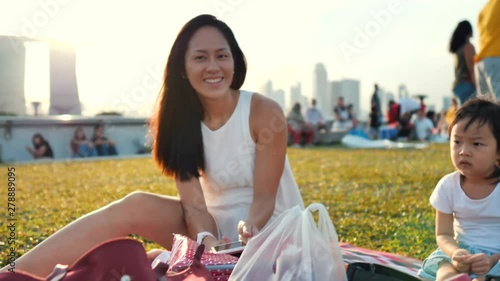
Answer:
top-left (340, 0), bottom-right (405, 63)
top-left (21, 0), bottom-right (72, 38)
top-left (213, 0), bottom-right (245, 17)
top-left (8, 0), bottom-right (72, 54)
top-left (110, 63), bottom-right (164, 116)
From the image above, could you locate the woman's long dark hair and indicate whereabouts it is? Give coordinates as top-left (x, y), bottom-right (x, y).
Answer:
top-left (32, 133), bottom-right (48, 149)
top-left (150, 14), bottom-right (247, 181)
top-left (449, 20), bottom-right (473, 53)
top-left (73, 126), bottom-right (86, 140)
top-left (448, 98), bottom-right (500, 180)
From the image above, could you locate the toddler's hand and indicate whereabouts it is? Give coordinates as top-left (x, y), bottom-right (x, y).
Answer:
top-left (452, 249), bottom-right (472, 273)
top-left (466, 253), bottom-right (492, 276)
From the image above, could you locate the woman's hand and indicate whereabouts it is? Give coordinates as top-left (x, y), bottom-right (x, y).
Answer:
top-left (238, 220), bottom-right (258, 244)
top-left (452, 248), bottom-right (472, 273)
top-left (203, 236), bottom-right (230, 252)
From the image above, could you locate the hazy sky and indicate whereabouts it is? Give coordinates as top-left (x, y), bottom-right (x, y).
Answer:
top-left (0, 0), bottom-right (489, 116)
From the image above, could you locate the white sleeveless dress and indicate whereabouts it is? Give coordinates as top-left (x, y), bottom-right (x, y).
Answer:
top-left (199, 90), bottom-right (304, 241)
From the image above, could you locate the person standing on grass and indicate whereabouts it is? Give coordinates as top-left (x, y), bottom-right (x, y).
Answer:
top-left (371, 83), bottom-right (382, 125)
top-left (475, 0), bottom-right (500, 99)
top-left (2, 14), bottom-right (304, 276)
top-left (417, 98), bottom-right (500, 281)
top-left (450, 20), bottom-right (477, 104)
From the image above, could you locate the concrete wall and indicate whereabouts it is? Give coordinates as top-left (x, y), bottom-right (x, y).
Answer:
top-left (0, 116), bottom-right (150, 163)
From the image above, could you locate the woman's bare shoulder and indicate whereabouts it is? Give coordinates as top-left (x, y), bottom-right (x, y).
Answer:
top-left (248, 93), bottom-right (286, 135)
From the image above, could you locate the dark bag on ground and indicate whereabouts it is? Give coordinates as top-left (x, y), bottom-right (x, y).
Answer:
top-left (346, 262), bottom-right (423, 281)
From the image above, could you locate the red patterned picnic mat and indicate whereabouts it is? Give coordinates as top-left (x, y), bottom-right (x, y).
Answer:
top-left (340, 243), bottom-right (423, 277)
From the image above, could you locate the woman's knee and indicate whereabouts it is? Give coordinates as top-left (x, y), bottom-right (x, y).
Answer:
top-left (101, 191), bottom-right (152, 231)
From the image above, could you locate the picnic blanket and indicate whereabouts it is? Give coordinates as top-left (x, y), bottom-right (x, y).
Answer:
top-left (341, 135), bottom-right (428, 149)
top-left (341, 243), bottom-right (423, 278)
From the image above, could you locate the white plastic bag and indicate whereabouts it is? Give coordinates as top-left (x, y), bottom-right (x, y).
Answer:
top-left (229, 203), bottom-right (347, 281)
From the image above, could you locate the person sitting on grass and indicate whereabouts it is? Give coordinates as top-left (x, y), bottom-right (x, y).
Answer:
top-left (71, 126), bottom-right (98, 157)
top-left (418, 98), bottom-right (500, 281)
top-left (287, 102), bottom-right (314, 147)
top-left (413, 109), bottom-right (435, 142)
top-left (1, 14), bottom-right (304, 277)
top-left (91, 124), bottom-right (118, 156)
top-left (26, 133), bottom-right (54, 160)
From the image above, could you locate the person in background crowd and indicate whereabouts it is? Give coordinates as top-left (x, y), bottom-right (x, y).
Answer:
top-left (92, 124), bottom-right (118, 156)
top-left (288, 102), bottom-right (314, 147)
top-left (475, 0), bottom-right (500, 99)
top-left (26, 133), bottom-right (54, 159)
top-left (449, 20), bottom-right (477, 104)
top-left (305, 98), bottom-right (326, 131)
top-left (71, 126), bottom-right (98, 157)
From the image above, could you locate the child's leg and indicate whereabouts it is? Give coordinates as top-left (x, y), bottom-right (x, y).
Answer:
top-left (438, 261), bottom-right (461, 281)
top-left (1, 192), bottom-right (188, 277)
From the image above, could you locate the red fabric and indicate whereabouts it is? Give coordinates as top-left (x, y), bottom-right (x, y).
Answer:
top-left (0, 238), bottom-right (157, 281)
top-left (387, 103), bottom-right (400, 124)
top-left (168, 234), bottom-right (238, 281)
top-left (288, 125), bottom-right (313, 145)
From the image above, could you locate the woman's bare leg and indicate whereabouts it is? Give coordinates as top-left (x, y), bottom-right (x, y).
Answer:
top-left (1, 191), bottom-right (187, 277)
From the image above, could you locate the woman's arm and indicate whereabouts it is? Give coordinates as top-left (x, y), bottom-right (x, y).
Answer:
top-left (30, 145), bottom-right (47, 158)
top-left (176, 177), bottom-right (219, 247)
top-left (463, 43), bottom-right (477, 86)
top-left (240, 95), bottom-right (288, 241)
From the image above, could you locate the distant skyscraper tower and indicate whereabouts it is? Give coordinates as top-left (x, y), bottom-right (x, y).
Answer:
top-left (330, 79), bottom-right (360, 119)
top-left (0, 36), bottom-right (27, 115)
top-left (49, 43), bottom-right (81, 115)
top-left (330, 81), bottom-right (342, 117)
top-left (398, 84), bottom-right (409, 99)
top-left (289, 82), bottom-right (302, 111)
top-left (260, 80), bottom-right (273, 99)
top-left (342, 79), bottom-right (360, 119)
top-left (313, 63), bottom-right (328, 116)
top-left (272, 89), bottom-right (286, 110)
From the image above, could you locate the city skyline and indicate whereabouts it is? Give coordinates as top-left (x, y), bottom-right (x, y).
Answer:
top-left (0, 0), bottom-right (489, 116)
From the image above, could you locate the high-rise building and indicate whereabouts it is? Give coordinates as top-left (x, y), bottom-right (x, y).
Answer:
top-left (398, 84), bottom-right (409, 99)
top-left (260, 80), bottom-right (273, 98)
top-left (330, 79), bottom-right (360, 119)
top-left (271, 89), bottom-right (286, 110)
top-left (289, 82), bottom-right (301, 111)
top-left (49, 43), bottom-right (81, 115)
top-left (329, 81), bottom-right (341, 118)
top-left (0, 36), bottom-right (28, 115)
top-left (259, 80), bottom-right (286, 110)
top-left (313, 63), bottom-right (328, 115)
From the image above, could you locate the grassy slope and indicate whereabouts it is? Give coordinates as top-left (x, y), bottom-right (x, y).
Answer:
top-left (0, 143), bottom-right (452, 265)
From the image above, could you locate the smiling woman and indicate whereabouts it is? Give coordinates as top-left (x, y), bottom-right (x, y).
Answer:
top-left (1, 14), bottom-right (304, 277)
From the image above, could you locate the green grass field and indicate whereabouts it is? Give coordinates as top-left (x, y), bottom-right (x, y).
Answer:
top-left (0, 143), bottom-right (452, 266)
